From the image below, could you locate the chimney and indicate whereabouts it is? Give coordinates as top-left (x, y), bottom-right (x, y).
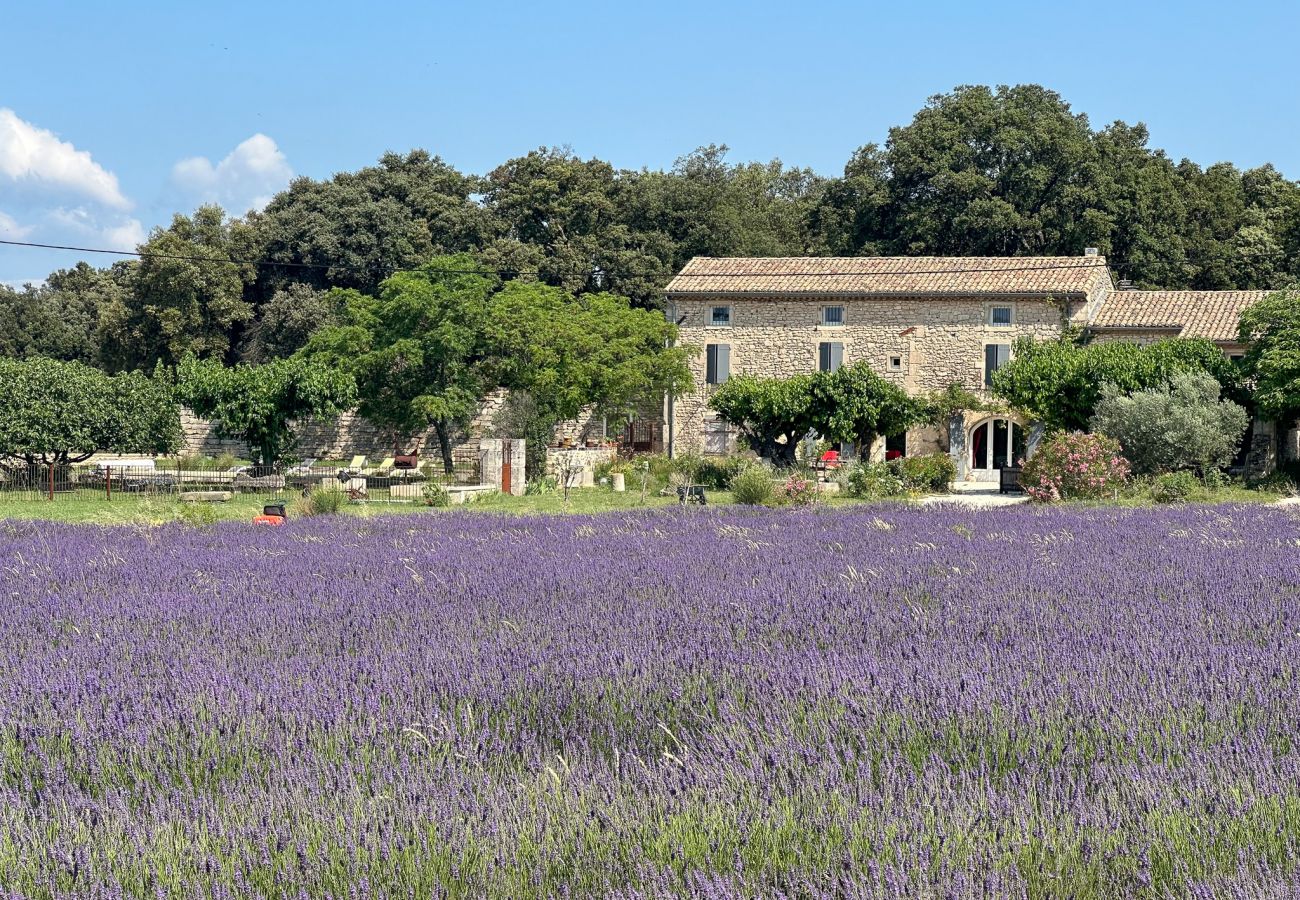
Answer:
top-left (1083, 247), bottom-right (1099, 257)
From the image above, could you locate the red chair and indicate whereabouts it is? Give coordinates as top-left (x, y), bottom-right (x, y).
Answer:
top-left (819, 450), bottom-right (841, 470)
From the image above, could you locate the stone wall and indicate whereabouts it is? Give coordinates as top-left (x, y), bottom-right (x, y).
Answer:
top-left (671, 294), bottom-right (1080, 456)
top-left (180, 388), bottom-right (602, 464)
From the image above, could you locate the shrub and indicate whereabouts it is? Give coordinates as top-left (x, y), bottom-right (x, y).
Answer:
top-left (524, 476), bottom-right (557, 495)
top-left (842, 462), bottom-right (907, 499)
top-left (1149, 471), bottom-right (1199, 504)
top-left (295, 486), bottom-right (348, 517)
top-left (696, 456), bottom-right (752, 491)
top-left (1090, 372), bottom-right (1249, 475)
top-left (730, 466), bottom-right (775, 505)
top-left (176, 502), bottom-right (220, 527)
top-left (1021, 431), bottom-right (1130, 502)
top-left (421, 481), bottom-right (450, 507)
top-left (892, 452), bottom-right (956, 493)
top-left (780, 473), bottom-right (820, 506)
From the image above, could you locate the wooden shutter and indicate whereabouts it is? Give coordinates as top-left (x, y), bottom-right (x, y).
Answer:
top-left (985, 344), bottom-right (1010, 386)
top-left (819, 342), bottom-right (843, 372)
top-left (707, 344), bottom-right (730, 384)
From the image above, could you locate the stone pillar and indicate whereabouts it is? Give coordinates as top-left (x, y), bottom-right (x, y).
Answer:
top-left (479, 439), bottom-right (502, 491)
top-left (508, 440), bottom-right (526, 495)
top-left (948, 412), bottom-right (967, 480)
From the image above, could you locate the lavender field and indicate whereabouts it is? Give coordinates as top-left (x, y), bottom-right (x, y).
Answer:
top-left (1, 506), bottom-right (1299, 898)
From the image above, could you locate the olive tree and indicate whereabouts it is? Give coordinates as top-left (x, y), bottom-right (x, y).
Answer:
top-left (1090, 372), bottom-right (1249, 474)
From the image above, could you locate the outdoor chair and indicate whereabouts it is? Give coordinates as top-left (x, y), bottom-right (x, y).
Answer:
top-left (362, 457), bottom-right (395, 477)
top-left (285, 458), bottom-right (317, 476)
top-left (999, 466), bottom-right (1023, 495)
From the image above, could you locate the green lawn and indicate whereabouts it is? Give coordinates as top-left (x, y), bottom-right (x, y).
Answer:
top-left (0, 486), bottom-right (736, 525)
top-left (0, 481), bottom-right (1288, 525)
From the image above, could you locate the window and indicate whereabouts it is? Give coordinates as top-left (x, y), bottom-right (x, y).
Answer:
top-left (818, 341), bottom-right (843, 373)
top-left (704, 418), bottom-right (731, 454)
top-left (989, 305), bottom-right (1013, 327)
top-left (1229, 353), bottom-right (1245, 363)
top-left (706, 343), bottom-right (730, 385)
top-left (984, 344), bottom-right (1011, 387)
top-left (821, 305), bottom-right (845, 326)
top-left (888, 355), bottom-right (903, 372)
top-left (710, 305), bottom-right (732, 327)
top-left (885, 432), bottom-right (906, 460)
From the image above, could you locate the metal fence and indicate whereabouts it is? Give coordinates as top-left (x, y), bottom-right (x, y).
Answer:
top-left (0, 457), bottom-right (482, 503)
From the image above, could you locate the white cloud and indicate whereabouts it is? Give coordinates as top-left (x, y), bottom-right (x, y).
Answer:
top-left (45, 207), bottom-right (145, 251)
top-left (0, 108), bottom-right (130, 209)
top-left (171, 134), bottom-right (293, 214)
top-left (0, 210), bottom-right (33, 240)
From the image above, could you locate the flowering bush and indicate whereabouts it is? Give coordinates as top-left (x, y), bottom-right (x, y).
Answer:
top-left (780, 472), bottom-right (820, 505)
top-left (1020, 431), bottom-right (1130, 501)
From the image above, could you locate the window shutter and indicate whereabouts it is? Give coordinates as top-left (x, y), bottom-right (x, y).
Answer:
top-left (819, 342), bottom-right (843, 373)
top-left (985, 344), bottom-right (1010, 386)
top-left (708, 344), bottom-right (730, 384)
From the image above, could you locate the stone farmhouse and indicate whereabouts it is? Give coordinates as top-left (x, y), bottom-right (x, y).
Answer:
top-left (664, 253), bottom-right (1280, 481)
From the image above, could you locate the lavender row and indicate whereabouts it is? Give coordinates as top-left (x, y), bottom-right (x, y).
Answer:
top-left (0, 505), bottom-right (1297, 897)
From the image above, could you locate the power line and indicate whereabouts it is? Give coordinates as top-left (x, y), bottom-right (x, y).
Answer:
top-left (0, 237), bottom-right (1114, 281)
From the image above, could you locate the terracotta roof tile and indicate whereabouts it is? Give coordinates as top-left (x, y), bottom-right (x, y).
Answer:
top-left (665, 256), bottom-right (1111, 298)
top-left (1090, 290), bottom-right (1271, 342)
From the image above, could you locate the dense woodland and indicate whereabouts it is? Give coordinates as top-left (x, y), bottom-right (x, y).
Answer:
top-left (4, 83), bottom-right (1300, 373)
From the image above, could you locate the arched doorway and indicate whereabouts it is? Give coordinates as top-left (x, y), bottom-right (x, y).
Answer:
top-left (968, 417), bottom-right (1025, 480)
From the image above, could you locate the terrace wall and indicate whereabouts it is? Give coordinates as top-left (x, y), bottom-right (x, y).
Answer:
top-left (179, 390), bottom-right (604, 463)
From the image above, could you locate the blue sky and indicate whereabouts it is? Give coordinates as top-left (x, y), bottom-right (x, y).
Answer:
top-left (2, 0), bottom-right (1298, 286)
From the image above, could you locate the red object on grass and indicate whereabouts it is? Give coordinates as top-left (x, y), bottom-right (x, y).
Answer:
top-left (252, 515), bottom-right (285, 526)
top-left (819, 450), bottom-right (841, 469)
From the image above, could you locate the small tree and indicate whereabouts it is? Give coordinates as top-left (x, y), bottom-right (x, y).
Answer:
top-left (991, 336), bottom-right (1247, 432)
top-left (487, 282), bottom-right (692, 478)
top-left (1090, 372), bottom-right (1249, 475)
top-left (809, 362), bottom-right (930, 456)
top-left (177, 355), bottom-right (356, 467)
top-left (302, 256), bottom-right (497, 474)
top-left (710, 363), bottom-right (928, 465)
top-left (1238, 287), bottom-right (1300, 428)
top-left (0, 358), bottom-right (181, 466)
top-left (708, 373), bottom-right (818, 466)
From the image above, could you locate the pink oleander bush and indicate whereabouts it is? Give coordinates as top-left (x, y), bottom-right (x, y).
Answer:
top-left (1020, 430), bottom-right (1130, 501)
top-left (780, 472), bottom-right (820, 505)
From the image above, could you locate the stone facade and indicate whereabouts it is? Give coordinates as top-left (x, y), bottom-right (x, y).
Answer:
top-left (669, 294), bottom-right (1082, 466)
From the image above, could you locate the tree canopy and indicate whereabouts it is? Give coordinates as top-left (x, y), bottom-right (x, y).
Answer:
top-left (709, 362), bottom-right (925, 465)
top-left (0, 358), bottom-right (181, 465)
top-left (177, 355), bottom-right (356, 467)
top-left (1238, 287), bottom-right (1300, 426)
top-left (4, 84), bottom-right (1299, 374)
top-left (989, 336), bottom-right (1246, 432)
top-left (302, 256), bottom-right (498, 472)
